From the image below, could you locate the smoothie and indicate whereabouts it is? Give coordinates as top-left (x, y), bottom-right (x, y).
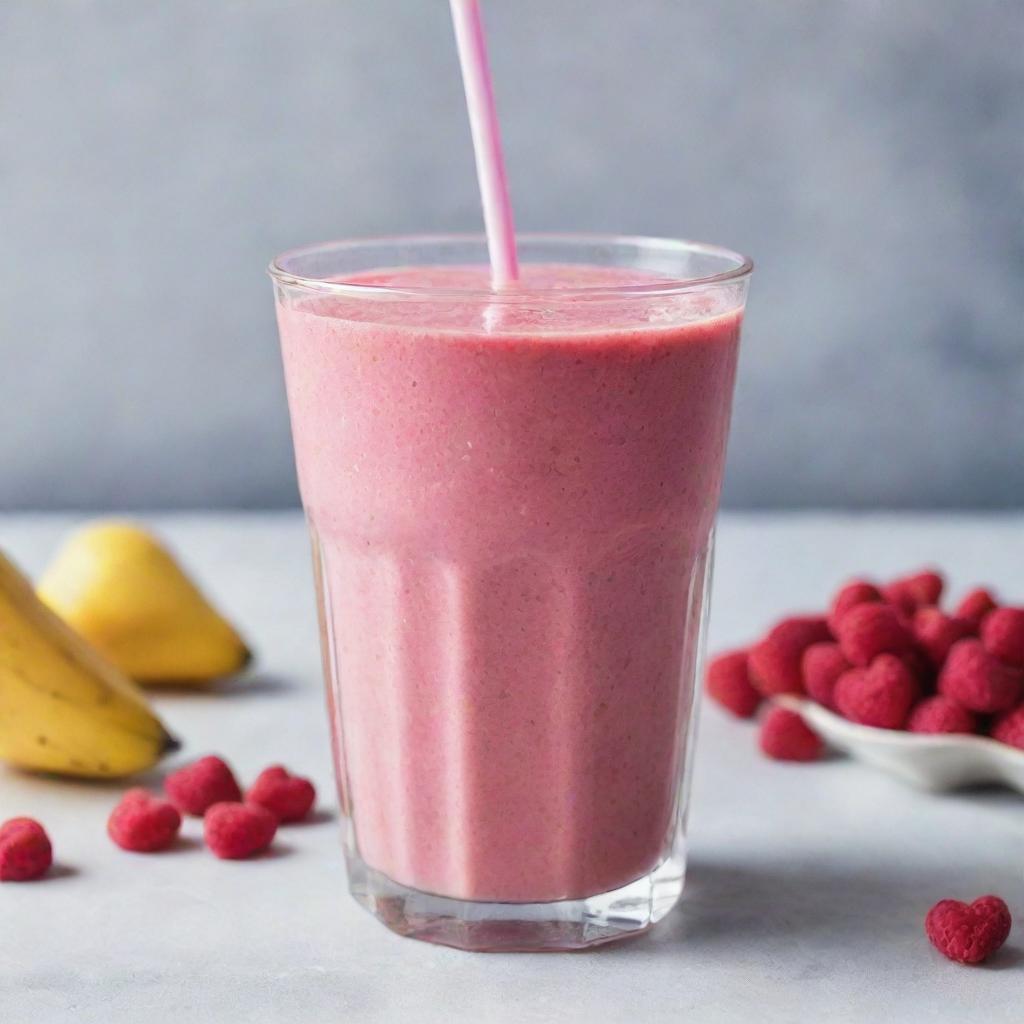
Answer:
top-left (276, 262), bottom-right (742, 903)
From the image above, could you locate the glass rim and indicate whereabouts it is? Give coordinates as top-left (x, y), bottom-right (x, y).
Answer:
top-left (268, 232), bottom-right (753, 301)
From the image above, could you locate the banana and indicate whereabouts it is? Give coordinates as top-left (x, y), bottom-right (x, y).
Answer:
top-left (0, 549), bottom-right (179, 778)
top-left (37, 521), bottom-right (251, 686)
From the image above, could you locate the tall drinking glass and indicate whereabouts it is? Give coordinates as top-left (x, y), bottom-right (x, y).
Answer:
top-left (270, 234), bottom-right (751, 951)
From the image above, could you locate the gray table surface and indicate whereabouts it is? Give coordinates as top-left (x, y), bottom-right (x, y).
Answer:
top-left (1, 512), bottom-right (1022, 1023)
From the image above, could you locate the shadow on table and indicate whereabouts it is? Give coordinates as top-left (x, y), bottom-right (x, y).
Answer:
top-left (143, 672), bottom-right (294, 699)
top-left (607, 855), bottom-right (1021, 971)
top-left (986, 947), bottom-right (1024, 971)
top-left (45, 863), bottom-right (81, 882)
top-left (1, 762), bottom-right (174, 793)
top-left (288, 808), bottom-right (336, 827)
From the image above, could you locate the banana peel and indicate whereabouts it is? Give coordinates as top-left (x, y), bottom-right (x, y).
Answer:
top-left (0, 549), bottom-right (179, 778)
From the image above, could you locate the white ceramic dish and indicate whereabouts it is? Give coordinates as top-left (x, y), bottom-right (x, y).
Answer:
top-left (776, 695), bottom-right (1024, 794)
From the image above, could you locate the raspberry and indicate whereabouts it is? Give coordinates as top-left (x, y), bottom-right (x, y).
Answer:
top-left (980, 607), bottom-right (1024, 668)
top-left (991, 706), bottom-right (1024, 750)
top-left (882, 570), bottom-right (944, 616)
top-left (748, 617), bottom-right (831, 697)
top-left (0, 817), bottom-right (53, 882)
top-left (913, 608), bottom-right (973, 667)
top-left (108, 788), bottom-right (182, 853)
top-left (954, 588), bottom-right (998, 630)
top-left (907, 696), bottom-right (977, 735)
top-left (705, 649), bottom-right (761, 718)
top-left (758, 706), bottom-right (822, 762)
top-left (827, 580), bottom-right (883, 635)
top-left (246, 766), bottom-right (317, 823)
top-left (801, 642), bottom-right (850, 709)
top-left (165, 755), bottom-right (243, 816)
top-left (835, 602), bottom-right (914, 667)
top-left (204, 802), bottom-right (277, 859)
top-left (938, 639), bottom-right (1023, 713)
top-left (834, 655), bottom-right (917, 729)
top-left (925, 895), bottom-right (1012, 964)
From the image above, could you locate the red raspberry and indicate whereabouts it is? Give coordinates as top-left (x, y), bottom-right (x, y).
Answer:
top-left (758, 706), bottom-right (823, 762)
top-left (834, 654), bottom-right (917, 729)
top-left (0, 817), bottom-right (53, 882)
top-left (827, 580), bottom-right (883, 635)
top-left (938, 639), bottom-right (1023, 713)
top-left (108, 789), bottom-right (182, 853)
top-left (954, 588), bottom-right (998, 630)
top-left (246, 766), bottom-right (317, 823)
top-left (748, 617), bottom-right (831, 697)
top-left (991, 706), bottom-right (1024, 750)
top-left (801, 642), bottom-right (850, 709)
top-left (913, 608), bottom-right (974, 667)
top-left (882, 570), bottom-right (944, 616)
top-left (925, 895), bottom-right (1012, 965)
top-left (980, 607), bottom-right (1024, 668)
top-left (204, 802), bottom-right (278, 859)
top-left (705, 649), bottom-right (761, 718)
top-left (835, 602), bottom-right (915, 667)
top-left (165, 756), bottom-right (243, 816)
top-left (907, 696), bottom-right (977, 735)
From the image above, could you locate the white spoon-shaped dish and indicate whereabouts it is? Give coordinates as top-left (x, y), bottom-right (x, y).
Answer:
top-left (776, 695), bottom-right (1024, 794)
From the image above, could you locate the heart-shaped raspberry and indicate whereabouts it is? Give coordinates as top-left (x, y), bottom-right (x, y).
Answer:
top-left (925, 895), bottom-right (1012, 964)
top-left (882, 570), bottom-right (945, 615)
top-left (834, 654), bottom-right (917, 729)
top-left (165, 755), bottom-right (243, 816)
top-left (827, 579), bottom-right (883, 635)
top-left (108, 788), bottom-right (182, 852)
top-left (749, 616), bottom-right (833, 697)
top-left (981, 607), bottom-right (1024, 668)
top-left (992, 705), bottom-right (1024, 750)
top-left (0, 817), bottom-right (53, 881)
top-left (246, 765), bottom-right (317, 823)
top-left (835, 602), bottom-right (915, 667)
top-left (758, 706), bottom-right (822, 762)
top-left (938, 639), bottom-right (1022, 713)
top-left (801, 642), bottom-right (850, 709)
top-left (954, 588), bottom-right (998, 630)
top-left (912, 608), bottom-right (973, 667)
top-left (204, 802), bottom-right (278, 859)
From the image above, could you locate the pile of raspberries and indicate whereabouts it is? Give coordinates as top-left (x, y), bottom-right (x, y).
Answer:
top-left (706, 569), bottom-right (1024, 762)
top-left (706, 568), bottom-right (1019, 965)
top-left (0, 756), bottom-right (317, 881)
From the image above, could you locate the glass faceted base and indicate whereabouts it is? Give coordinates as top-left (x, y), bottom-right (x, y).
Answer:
top-left (345, 843), bottom-right (687, 952)
top-left (311, 527), bottom-right (715, 952)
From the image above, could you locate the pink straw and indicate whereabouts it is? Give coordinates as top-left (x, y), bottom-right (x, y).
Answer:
top-left (449, 0), bottom-right (519, 289)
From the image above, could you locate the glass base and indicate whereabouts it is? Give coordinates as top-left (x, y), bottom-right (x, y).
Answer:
top-left (346, 847), bottom-right (687, 952)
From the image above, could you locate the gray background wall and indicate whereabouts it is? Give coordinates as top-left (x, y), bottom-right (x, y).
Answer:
top-left (1, 0), bottom-right (1021, 510)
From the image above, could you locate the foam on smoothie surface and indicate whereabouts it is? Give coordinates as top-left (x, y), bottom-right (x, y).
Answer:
top-left (297, 263), bottom-right (738, 335)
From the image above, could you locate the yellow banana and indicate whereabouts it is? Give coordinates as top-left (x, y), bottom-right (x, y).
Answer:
top-left (37, 521), bottom-right (251, 686)
top-left (0, 549), bottom-right (179, 778)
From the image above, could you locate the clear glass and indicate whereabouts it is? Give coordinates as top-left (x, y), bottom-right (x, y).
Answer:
top-left (270, 234), bottom-right (751, 951)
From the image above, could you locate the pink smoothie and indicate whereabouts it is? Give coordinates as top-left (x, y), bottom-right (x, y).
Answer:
top-left (277, 264), bottom-right (741, 902)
